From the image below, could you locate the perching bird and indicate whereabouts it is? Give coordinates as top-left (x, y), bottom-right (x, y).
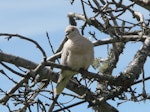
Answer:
top-left (54, 25), bottom-right (94, 95)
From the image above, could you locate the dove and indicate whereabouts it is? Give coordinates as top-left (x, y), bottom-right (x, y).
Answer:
top-left (55, 25), bottom-right (94, 95)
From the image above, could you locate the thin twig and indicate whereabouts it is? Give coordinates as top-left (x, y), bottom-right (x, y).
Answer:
top-left (48, 95), bottom-right (59, 112)
top-left (55, 37), bottom-right (68, 53)
top-left (53, 100), bottom-right (86, 112)
top-left (0, 62), bottom-right (25, 77)
top-left (46, 32), bottom-right (60, 64)
top-left (46, 32), bottom-right (55, 54)
top-left (132, 76), bottom-right (150, 85)
top-left (0, 33), bottom-right (47, 59)
top-left (0, 68), bottom-right (18, 84)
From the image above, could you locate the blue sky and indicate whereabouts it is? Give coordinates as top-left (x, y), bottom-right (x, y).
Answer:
top-left (0, 0), bottom-right (150, 112)
top-left (0, 0), bottom-right (70, 34)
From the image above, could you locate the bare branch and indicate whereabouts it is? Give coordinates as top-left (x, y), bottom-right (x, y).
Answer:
top-left (46, 32), bottom-right (55, 54)
top-left (0, 33), bottom-right (47, 59)
top-left (0, 62), bottom-right (25, 77)
top-left (1, 1), bottom-right (150, 111)
top-left (130, 0), bottom-right (150, 11)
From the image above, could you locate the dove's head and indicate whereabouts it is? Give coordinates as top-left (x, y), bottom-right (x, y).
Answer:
top-left (65, 25), bottom-right (80, 39)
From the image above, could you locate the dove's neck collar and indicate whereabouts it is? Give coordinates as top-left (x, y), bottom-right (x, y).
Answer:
top-left (66, 31), bottom-right (81, 39)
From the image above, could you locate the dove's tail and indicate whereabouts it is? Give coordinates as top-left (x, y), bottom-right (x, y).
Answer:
top-left (54, 74), bottom-right (72, 95)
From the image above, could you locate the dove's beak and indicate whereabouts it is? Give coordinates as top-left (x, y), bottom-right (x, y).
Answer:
top-left (65, 31), bottom-right (70, 37)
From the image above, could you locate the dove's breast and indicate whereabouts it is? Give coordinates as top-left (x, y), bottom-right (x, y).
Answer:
top-left (65, 38), bottom-right (94, 70)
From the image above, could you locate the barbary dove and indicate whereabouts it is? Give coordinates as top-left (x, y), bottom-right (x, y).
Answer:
top-left (55, 25), bottom-right (94, 94)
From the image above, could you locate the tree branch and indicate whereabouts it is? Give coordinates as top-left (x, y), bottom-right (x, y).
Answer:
top-left (130, 0), bottom-right (150, 11)
top-left (0, 33), bottom-right (47, 59)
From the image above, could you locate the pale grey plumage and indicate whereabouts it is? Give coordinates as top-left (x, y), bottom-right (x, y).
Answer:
top-left (55, 25), bottom-right (94, 94)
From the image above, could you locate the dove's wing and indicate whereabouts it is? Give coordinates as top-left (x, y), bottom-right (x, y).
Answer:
top-left (55, 41), bottom-right (76, 94)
